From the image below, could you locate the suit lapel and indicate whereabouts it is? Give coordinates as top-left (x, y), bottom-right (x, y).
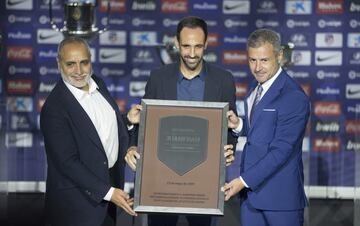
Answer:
top-left (249, 72), bottom-right (287, 130)
top-left (162, 63), bottom-right (178, 100)
top-left (203, 63), bottom-right (220, 102)
top-left (58, 81), bottom-right (105, 152)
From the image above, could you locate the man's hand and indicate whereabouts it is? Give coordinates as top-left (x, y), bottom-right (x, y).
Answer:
top-left (226, 110), bottom-right (240, 129)
top-left (224, 144), bottom-right (235, 166)
top-left (221, 178), bottom-right (245, 201)
top-left (110, 188), bottom-right (137, 216)
top-left (127, 104), bottom-right (142, 125)
top-left (124, 146), bottom-right (140, 171)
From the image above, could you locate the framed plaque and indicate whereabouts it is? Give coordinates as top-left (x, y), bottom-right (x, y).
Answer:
top-left (134, 99), bottom-right (228, 215)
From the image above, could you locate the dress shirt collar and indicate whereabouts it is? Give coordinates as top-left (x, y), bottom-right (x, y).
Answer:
top-left (63, 77), bottom-right (99, 101)
top-left (259, 67), bottom-right (282, 94)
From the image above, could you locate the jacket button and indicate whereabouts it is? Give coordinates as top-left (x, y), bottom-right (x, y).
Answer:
top-left (103, 161), bottom-right (107, 165)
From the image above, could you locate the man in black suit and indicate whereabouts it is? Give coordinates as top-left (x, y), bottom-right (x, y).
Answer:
top-left (125, 16), bottom-right (238, 226)
top-left (40, 37), bottom-right (137, 226)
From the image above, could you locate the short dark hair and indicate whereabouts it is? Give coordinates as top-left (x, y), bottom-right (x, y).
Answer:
top-left (57, 36), bottom-right (91, 61)
top-left (247, 29), bottom-right (282, 54)
top-left (176, 16), bottom-right (208, 42)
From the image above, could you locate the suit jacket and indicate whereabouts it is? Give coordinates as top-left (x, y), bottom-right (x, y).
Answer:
top-left (143, 61), bottom-right (238, 146)
top-left (240, 70), bottom-right (310, 211)
top-left (40, 75), bottom-right (129, 226)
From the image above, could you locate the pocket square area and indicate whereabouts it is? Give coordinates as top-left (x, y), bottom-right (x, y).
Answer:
top-left (263, 108), bottom-right (276, 111)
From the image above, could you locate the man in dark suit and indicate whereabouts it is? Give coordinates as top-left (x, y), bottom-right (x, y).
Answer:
top-left (125, 16), bottom-right (237, 226)
top-left (40, 37), bottom-right (137, 226)
top-left (223, 29), bottom-right (310, 226)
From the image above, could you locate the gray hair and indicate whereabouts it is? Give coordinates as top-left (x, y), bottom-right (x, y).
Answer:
top-left (57, 36), bottom-right (91, 61)
top-left (247, 29), bottom-right (282, 55)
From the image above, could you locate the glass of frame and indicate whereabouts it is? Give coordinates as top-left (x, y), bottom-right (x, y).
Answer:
top-left (133, 99), bottom-right (229, 215)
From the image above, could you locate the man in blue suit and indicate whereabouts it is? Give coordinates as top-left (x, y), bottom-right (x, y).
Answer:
top-left (223, 29), bottom-right (310, 226)
top-left (41, 37), bottom-right (137, 226)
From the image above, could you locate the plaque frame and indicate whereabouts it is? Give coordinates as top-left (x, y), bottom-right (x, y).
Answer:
top-left (134, 99), bottom-right (229, 216)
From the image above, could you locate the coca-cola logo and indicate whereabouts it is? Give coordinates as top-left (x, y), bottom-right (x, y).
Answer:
top-left (161, 0), bottom-right (188, 13)
top-left (314, 102), bottom-right (341, 116)
top-left (7, 47), bottom-right (33, 61)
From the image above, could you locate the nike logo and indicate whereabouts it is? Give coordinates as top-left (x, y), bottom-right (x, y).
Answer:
top-left (347, 89), bottom-right (360, 95)
top-left (39, 33), bottom-right (59, 40)
top-left (7, 0), bottom-right (28, 6)
top-left (316, 54), bottom-right (338, 62)
top-left (224, 2), bottom-right (246, 10)
top-left (101, 52), bottom-right (123, 59)
top-left (131, 86), bottom-right (144, 93)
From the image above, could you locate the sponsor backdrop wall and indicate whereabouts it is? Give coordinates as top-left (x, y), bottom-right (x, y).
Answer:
top-left (0, 0), bottom-right (359, 192)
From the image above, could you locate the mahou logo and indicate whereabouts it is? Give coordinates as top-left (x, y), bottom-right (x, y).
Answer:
top-left (6, 79), bottom-right (33, 94)
top-left (7, 47), bottom-right (32, 61)
top-left (313, 137), bottom-right (341, 152)
top-left (316, 0), bottom-right (344, 14)
top-left (314, 101), bottom-right (341, 116)
top-left (99, 0), bottom-right (126, 12)
top-left (222, 50), bottom-right (247, 64)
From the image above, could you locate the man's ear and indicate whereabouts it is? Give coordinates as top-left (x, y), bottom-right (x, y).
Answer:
top-left (174, 36), bottom-right (179, 49)
top-left (277, 49), bottom-right (284, 64)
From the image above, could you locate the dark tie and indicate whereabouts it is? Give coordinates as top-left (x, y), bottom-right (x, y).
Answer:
top-left (250, 84), bottom-right (263, 123)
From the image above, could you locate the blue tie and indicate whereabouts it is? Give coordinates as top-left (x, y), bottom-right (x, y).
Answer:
top-left (250, 84), bottom-right (263, 123)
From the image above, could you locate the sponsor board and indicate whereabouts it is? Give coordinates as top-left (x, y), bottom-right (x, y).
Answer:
top-left (8, 14), bottom-right (31, 24)
top-left (38, 81), bottom-right (56, 93)
top-left (318, 19), bottom-right (342, 28)
top-left (315, 121), bottom-right (340, 133)
top-left (224, 19), bottom-right (248, 28)
top-left (285, 0), bottom-right (312, 14)
top-left (131, 68), bottom-right (151, 78)
top-left (256, 0), bottom-right (278, 13)
top-left (101, 67), bottom-right (126, 77)
top-left (8, 65), bottom-right (32, 76)
top-left (345, 120), bottom-right (360, 134)
top-left (313, 137), bottom-right (341, 152)
top-left (346, 139), bottom-right (360, 151)
top-left (315, 51), bottom-right (342, 65)
top-left (37, 29), bottom-right (64, 44)
top-left (161, 0), bottom-right (188, 13)
top-left (235, 83), bottom-right (248, 97)
top-left (350, 0), bottom-right (360, 12)
top-left (316, 0), bottom-right (344, 14)
top-left (107, 83), bottom-right (126, 94)
top-left (99, 48), bottom-right (126, 63)
top-left (289, 33), bottom-right (309, 47)
top-left (6, 79), bottom-right (33, 94)
top-left (39, 66), bottom-right (60, 76)
top-left (132, 18), bottom-right (156, 27)
top-left (6, 0), bottom-right (33, 10)
top-left (286, 19), bottom-right (311, 28)
top-left (292, 51), bottom-right (311, 66)
top-left (315, 86), bottom-right (340, 96)
top-left (287, 70), bottom-right (310, 79)
top-left (346, 84), bottom-right (360, 99)
top-left (347, 33), bottom-right (360, 48)
top-left (348, 70), bottom-right (360, 79)
top-left (315, 33), bottom-right (343, 48)
top-left (129, 81), bottom-right (147, 97)
top-left (316, 70), bottom-right (340, 79)
top-left (193, 2), bottom-right (218, 11)
top-left (131, 0), bottom-right (156, 11)
top-left (236, 100), bottom-right (245, 116)
top-left (203, 52), bottom-right (218, 63)
top-left (314, 102), bottom-right (341, 116)
top-left (207, 33), bottom-right (219, 47)
top-left (99, 31), bottom-right (126, 46)
top-left (7, 47), bottom-right (33, 61)
top-left (347, 104), bottom-right (360, 114)
top-left (99, 0), bottom-right (126, 12)
top-left (130, 31), bottom-right (157, 46)
top-left (5, 132), bottom-right (33, 148)
top-left (223, 0), bottom-right (250, 14)
top-left (10, 114), bottom-right (32, 130)
top-left (256, 20), bottom-right (279, 28)
top-left (222, 50), bottom-right (247, 64)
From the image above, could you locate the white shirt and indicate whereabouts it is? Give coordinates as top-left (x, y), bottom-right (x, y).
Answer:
top-left (64, 77), bottom-right (118, 201)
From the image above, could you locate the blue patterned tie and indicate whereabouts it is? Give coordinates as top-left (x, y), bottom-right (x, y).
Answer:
top-left (250, 84), bottom-right (263, 123)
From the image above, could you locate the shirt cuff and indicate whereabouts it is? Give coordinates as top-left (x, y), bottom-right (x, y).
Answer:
top-left (232, 117), bottom-right (243, 134)
top-left (127, 124), bottom-right (134, 130)
top-left (104, 187), bottom-right (115, 201)
top-left (240, 176), bottom-right (249, 188)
